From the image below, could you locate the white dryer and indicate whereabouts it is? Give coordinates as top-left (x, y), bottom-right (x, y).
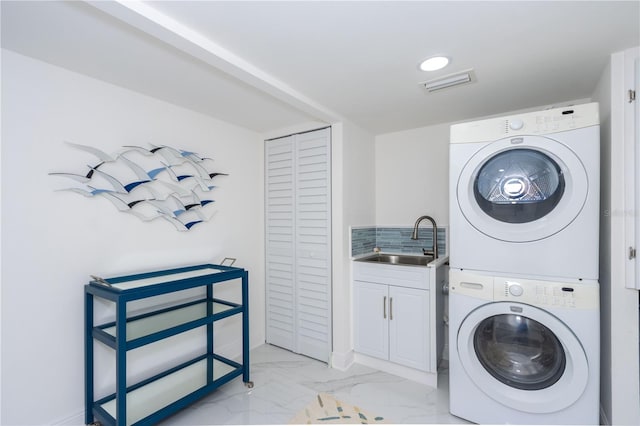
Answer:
top-left (448, 269), bottom-right (599, 425)
top-left (449, 103), bottom-right (599, 281)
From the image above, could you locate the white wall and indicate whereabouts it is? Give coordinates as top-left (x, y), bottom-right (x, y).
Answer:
top-left (593, 48), bottom-right (615, 425)
top-left (331, 121), bottom-right (376, 369)
top-left (593, 47), bottom-right (640, 425)
top-left (0, 50), bottom-right (265, 425)
top-left (375, 123), bottom-right (450, 227)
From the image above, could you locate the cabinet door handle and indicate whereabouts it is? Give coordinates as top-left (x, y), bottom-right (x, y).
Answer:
top-left (383, 296), bottom-right (387, 319)
top-left (390, 297), bottom-right (393, 320)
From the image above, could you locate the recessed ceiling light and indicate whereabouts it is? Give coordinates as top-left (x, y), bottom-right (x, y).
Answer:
top-left (419, 56), bottom-right (449, 71)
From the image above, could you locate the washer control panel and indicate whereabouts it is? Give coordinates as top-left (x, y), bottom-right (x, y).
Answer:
top-left (495, 277), bottom-right (599, 310)
top-left (501, 279), bottom-right (578, 308)
top-left (450, 269), bottom-right (599, 310)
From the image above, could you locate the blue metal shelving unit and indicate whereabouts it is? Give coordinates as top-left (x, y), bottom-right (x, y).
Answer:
top-left (84, 264), bottom-right (251, 426)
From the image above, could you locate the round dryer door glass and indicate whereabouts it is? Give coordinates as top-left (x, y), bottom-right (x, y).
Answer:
top-left (473, 314), bottom-right (566, 390)
top-left (474, 149), bottom-right (565, 223)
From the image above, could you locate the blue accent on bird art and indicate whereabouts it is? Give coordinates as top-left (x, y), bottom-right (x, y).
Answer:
top-left (49, 142), bottom-right (228, 231)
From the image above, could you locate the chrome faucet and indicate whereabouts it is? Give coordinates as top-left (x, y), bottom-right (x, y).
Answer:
top-left (411, 215), bottom-right (438, 259)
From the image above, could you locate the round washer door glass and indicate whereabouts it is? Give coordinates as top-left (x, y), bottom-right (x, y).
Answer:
top-left (474, 149), bottom-right (565, 223)
top-left (456, 301), bottom-right (589, 413)
top-left (474, 314), bottom-right (566, 390)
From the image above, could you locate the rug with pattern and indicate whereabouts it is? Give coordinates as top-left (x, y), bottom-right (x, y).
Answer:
top-left (289, 393), bottom-right (388, 424)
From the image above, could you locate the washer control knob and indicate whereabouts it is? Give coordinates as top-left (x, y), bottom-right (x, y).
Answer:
top-left (508, 283), bottom-right (524, 297)
top-left (509, 119), bottom-right (524, 130)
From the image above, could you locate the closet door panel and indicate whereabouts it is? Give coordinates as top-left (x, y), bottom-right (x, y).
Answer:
top-left (295, 129), bottom-right (331, 362)
top-left (265, 136), bottom-right (296, 351)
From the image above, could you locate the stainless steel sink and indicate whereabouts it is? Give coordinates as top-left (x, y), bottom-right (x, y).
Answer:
top-left (356, 253), bottom-right (434, 266)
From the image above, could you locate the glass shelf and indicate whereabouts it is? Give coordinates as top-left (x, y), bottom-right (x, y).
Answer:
top-left (106, 267), bottom-right (224, 291)
top-left (100, 301), bottom-right (237, 342)
top-left (100, 357), bottom-right (237, 426)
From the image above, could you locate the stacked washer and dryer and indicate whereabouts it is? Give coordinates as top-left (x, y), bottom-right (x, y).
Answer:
top-left (448, 103), bottom-right (600, 425)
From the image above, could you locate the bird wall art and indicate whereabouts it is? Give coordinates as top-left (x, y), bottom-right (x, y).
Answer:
top-left (49, 142), bottom-right (228, 231)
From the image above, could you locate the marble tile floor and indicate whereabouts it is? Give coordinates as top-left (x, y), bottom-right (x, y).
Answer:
top-left (161, 344), bottom-right (469, 425)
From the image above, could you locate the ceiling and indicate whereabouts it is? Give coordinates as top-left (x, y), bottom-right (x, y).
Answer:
top-left (2, 1), bottom-right (639, 135)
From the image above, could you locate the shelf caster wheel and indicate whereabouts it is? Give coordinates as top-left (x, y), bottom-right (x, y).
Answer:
top-left (245, 381), bottom-right (254, 388)
top-left (88, 422), bottom-right (102, 426)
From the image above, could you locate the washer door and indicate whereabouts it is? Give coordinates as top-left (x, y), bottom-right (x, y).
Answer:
top-left (457, 302), bottom-right (589, 413)
top-left (457, 135), bottom-right (588, 242)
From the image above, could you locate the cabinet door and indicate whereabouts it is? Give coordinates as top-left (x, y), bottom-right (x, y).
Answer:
top-left (388, 286), bottom-right (430, 371)
top-left (353, 281), bottom-right (388, 360)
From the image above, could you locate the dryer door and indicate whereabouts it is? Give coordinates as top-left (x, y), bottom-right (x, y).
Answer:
top-left (457, 135), bottom-right (588, 242)
top-left (456, 302), bottom-right (589, 413)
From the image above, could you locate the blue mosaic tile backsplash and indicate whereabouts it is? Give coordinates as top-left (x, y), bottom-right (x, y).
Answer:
top-left (351, 226), bottom-right (446, 257)
top-left (351, 227), bottom-right (376, 256)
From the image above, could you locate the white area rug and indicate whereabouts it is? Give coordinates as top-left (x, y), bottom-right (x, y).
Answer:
top-left (290, 393), bottom-right (388, 424)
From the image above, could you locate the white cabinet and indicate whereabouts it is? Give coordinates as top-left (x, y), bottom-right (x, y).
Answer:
top-left (624, 48), bottom-right (640, 289)
top-left (265, 128), bottom-right (332, 362)
top-left (388, 285), bottom-right (430, 370)
top-left (353, 262), bottom-right (430, 372)
top-left (353, 281), bottom-right (389, 360)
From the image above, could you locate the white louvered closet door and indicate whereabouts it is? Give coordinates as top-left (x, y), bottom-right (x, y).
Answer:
top-left (265, 128), bottom-right (332, 362)
top-left (294, 129), bottom-right (332, 362)
top-left (265, 135), bottom-right (296, 352)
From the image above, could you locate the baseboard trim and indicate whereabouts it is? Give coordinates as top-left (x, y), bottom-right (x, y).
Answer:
top-left (354, 353), bottom-right (438, 388)
top-left (331, 349), bottom-right (355, 371)
top-left (52, 409), bottom-right (85, 425)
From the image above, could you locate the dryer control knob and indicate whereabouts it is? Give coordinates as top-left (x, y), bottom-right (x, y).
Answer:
top-left (509, 119), bottom-right (524, 130)
top-left (509, 283), bottom-right (524, 297)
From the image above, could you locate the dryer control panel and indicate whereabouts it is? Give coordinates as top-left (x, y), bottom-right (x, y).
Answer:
top-left (450, 102), bottom-right (599, 144)
top-left (450, 269), bottom-right (599, 310)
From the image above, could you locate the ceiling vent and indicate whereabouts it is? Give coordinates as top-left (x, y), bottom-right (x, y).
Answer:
top-left (420, 69), bottom-right (476, 92)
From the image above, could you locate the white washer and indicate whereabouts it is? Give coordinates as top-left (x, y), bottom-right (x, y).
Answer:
top-left (449, 103), bottom-right (600, 281)
top-left (448, 269), bottom-right (600, 425)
